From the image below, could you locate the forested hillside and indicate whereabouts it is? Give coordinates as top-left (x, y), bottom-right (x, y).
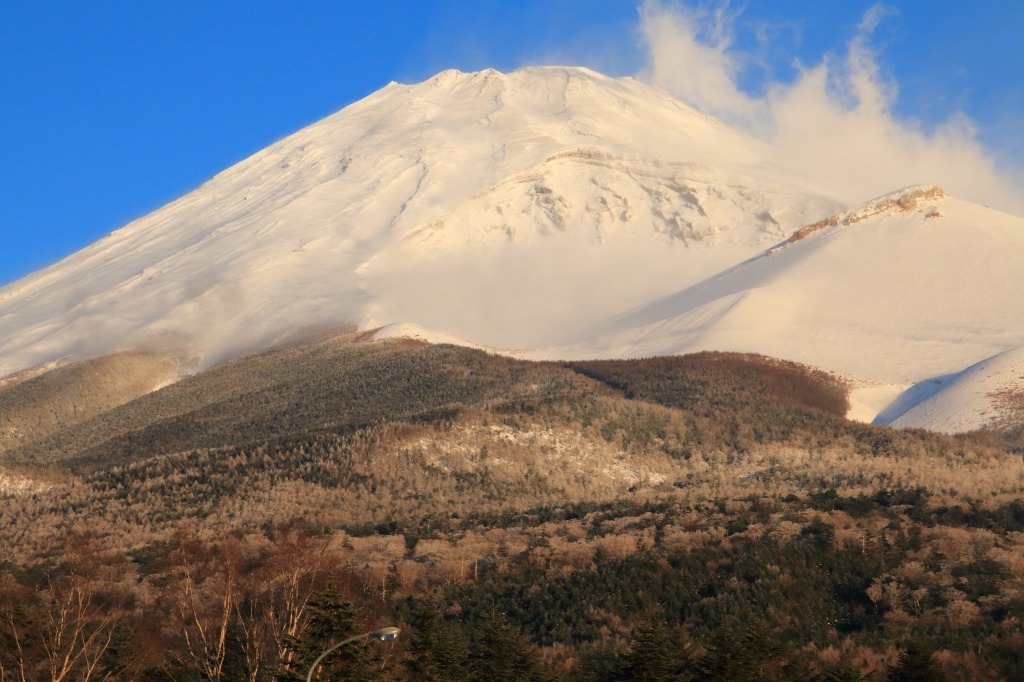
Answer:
top-left (0, 352), bottom-right (179, 455)
top-left (1, 335), bottom-right (1022, 680)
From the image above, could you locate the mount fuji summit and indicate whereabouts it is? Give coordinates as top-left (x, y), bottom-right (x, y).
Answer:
top-left (2, 66), bottom-right (1023, 433)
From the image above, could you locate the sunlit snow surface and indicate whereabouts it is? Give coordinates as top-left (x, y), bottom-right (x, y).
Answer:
top-left (519, 189), bottom-right (1024, 432)
top-left (2, 67), bottom-right (1022, 433)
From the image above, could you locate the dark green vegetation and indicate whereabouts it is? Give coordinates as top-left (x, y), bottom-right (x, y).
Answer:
top-left (1, 334), bottom-right (1022, 680)
top-left (6, 336), bottom-right (571, 472)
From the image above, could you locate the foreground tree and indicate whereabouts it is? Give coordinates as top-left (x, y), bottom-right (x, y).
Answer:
top-left (234, 526), bottom-right (337, 680)
top-left (887, 640), bottom-right (947, 682)
top-left (160, 535), bottom-right (248, 681)
top-left (0, 535), bottom-right (130, 682)
top-left (405, 596), bottom-right (471, 681)
top-left (469, 610), bottom-right (551, 682)
top-left (275, 584), bottom-right (387, 682)
top-left (621, 619), bottom-right (695, 681)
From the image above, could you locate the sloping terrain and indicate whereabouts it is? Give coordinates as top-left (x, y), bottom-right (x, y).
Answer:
top-left (564, 187), bottom-right (1024, 432)
top-left (4, 332), bottom-right (1013, 549)
top-left (4, 334), bottom-right (854, 475)
top-left (4, 335), bottom-right (574, 472)
top-left (0, 351), bottom-right (179, 454)
top-left (4, 333), bottom-right (1017, 576)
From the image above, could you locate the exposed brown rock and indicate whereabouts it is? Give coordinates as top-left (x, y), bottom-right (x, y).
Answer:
top-left (770, 185), bottom-right (945, 254)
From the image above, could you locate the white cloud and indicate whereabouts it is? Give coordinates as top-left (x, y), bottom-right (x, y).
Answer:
top-left (638, 1), bottom-right (1024, 217)
top-left (638, 1), bottom-right (765, 130)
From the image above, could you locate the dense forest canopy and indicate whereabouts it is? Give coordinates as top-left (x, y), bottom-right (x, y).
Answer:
top-left (1, 335), bottom-right (1022, 679)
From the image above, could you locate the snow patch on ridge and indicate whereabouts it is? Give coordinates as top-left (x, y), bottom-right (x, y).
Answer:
top-left (549, 193), bottom-right (1024, 431)
top-left (846, 380), bottom-right (908, 425)
top-left (372, 323), bottom-right (489, 351)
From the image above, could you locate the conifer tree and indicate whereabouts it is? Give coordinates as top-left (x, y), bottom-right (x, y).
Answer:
top-left (622, 619), bottom-right (694, 681)
top-left (275, 584), bottom-right (384, 682)
top-left (887, 640), bottom-right (947, 682)
top-left (697, 623), bottom-right (752, 681)
top-left (406, 597), bottom-right (471, 681)
top-left (815, 659), bottom-right (863, 681)
top-left (469, 609), bottom-right (550, 682)
top-left (697, 621), bottom-right (799, 682)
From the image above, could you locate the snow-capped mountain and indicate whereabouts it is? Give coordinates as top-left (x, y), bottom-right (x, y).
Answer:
top-left (0, 67), bottom-right (841, 373)
top-left (1, 67), bottom-right (1021, 433)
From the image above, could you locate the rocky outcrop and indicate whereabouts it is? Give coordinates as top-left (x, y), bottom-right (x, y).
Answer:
top-left (770, 185), bottom-right (945, 253)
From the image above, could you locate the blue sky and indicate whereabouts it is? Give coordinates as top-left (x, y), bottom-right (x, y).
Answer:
top-left (2, 1), bottom-right (1022, 287)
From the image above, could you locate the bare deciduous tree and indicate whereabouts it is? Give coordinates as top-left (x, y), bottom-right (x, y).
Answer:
top-left (163, 536), bottom-right (244, 682)
top-left (1, 535), bottom-right (126, 682)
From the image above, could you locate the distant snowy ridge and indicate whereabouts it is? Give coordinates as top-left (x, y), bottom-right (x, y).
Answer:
top-left (548, 188), bottom-right (1024, 433)
top-left (889, 347), bottom-right (1024, 433)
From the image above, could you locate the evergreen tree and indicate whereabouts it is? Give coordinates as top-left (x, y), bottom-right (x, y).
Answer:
top-left (276, 584), bottom-right (385, 682)
top-left (698, 623), bottom-right (753, 681)
top-left (407, 596), bottom-right (471, 681)
top-left (697, 621), bottom-right (799, 682)
top-left (220, 620), bottom-right (252, 682)
top-left (887, 640), bottom-right (947, 682)
top-left (621, 619), bottom-right (694, 681)
top-left (470, 609), bottom-right (550, 682)
top-left (815, 659), bottom-right (863, 681)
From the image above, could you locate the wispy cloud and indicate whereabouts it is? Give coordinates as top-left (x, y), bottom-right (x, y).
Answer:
top-left (638, 1), bottom-right (1023, 216)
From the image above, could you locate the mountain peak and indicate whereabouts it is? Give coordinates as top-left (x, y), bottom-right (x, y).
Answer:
top-left (423, 65), bottom-right (609, 83)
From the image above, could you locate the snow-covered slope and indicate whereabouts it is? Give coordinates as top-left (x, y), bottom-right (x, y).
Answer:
top-left (555, 186), bottom-right (1024, 432)
top-left (0, 67), bottom-right (840, 375)
top-left (888, 347), bottom-right (1024, 433)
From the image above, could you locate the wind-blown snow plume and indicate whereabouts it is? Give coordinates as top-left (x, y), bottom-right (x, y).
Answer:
top-left (638, 0), bottom-right (1024, 217)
